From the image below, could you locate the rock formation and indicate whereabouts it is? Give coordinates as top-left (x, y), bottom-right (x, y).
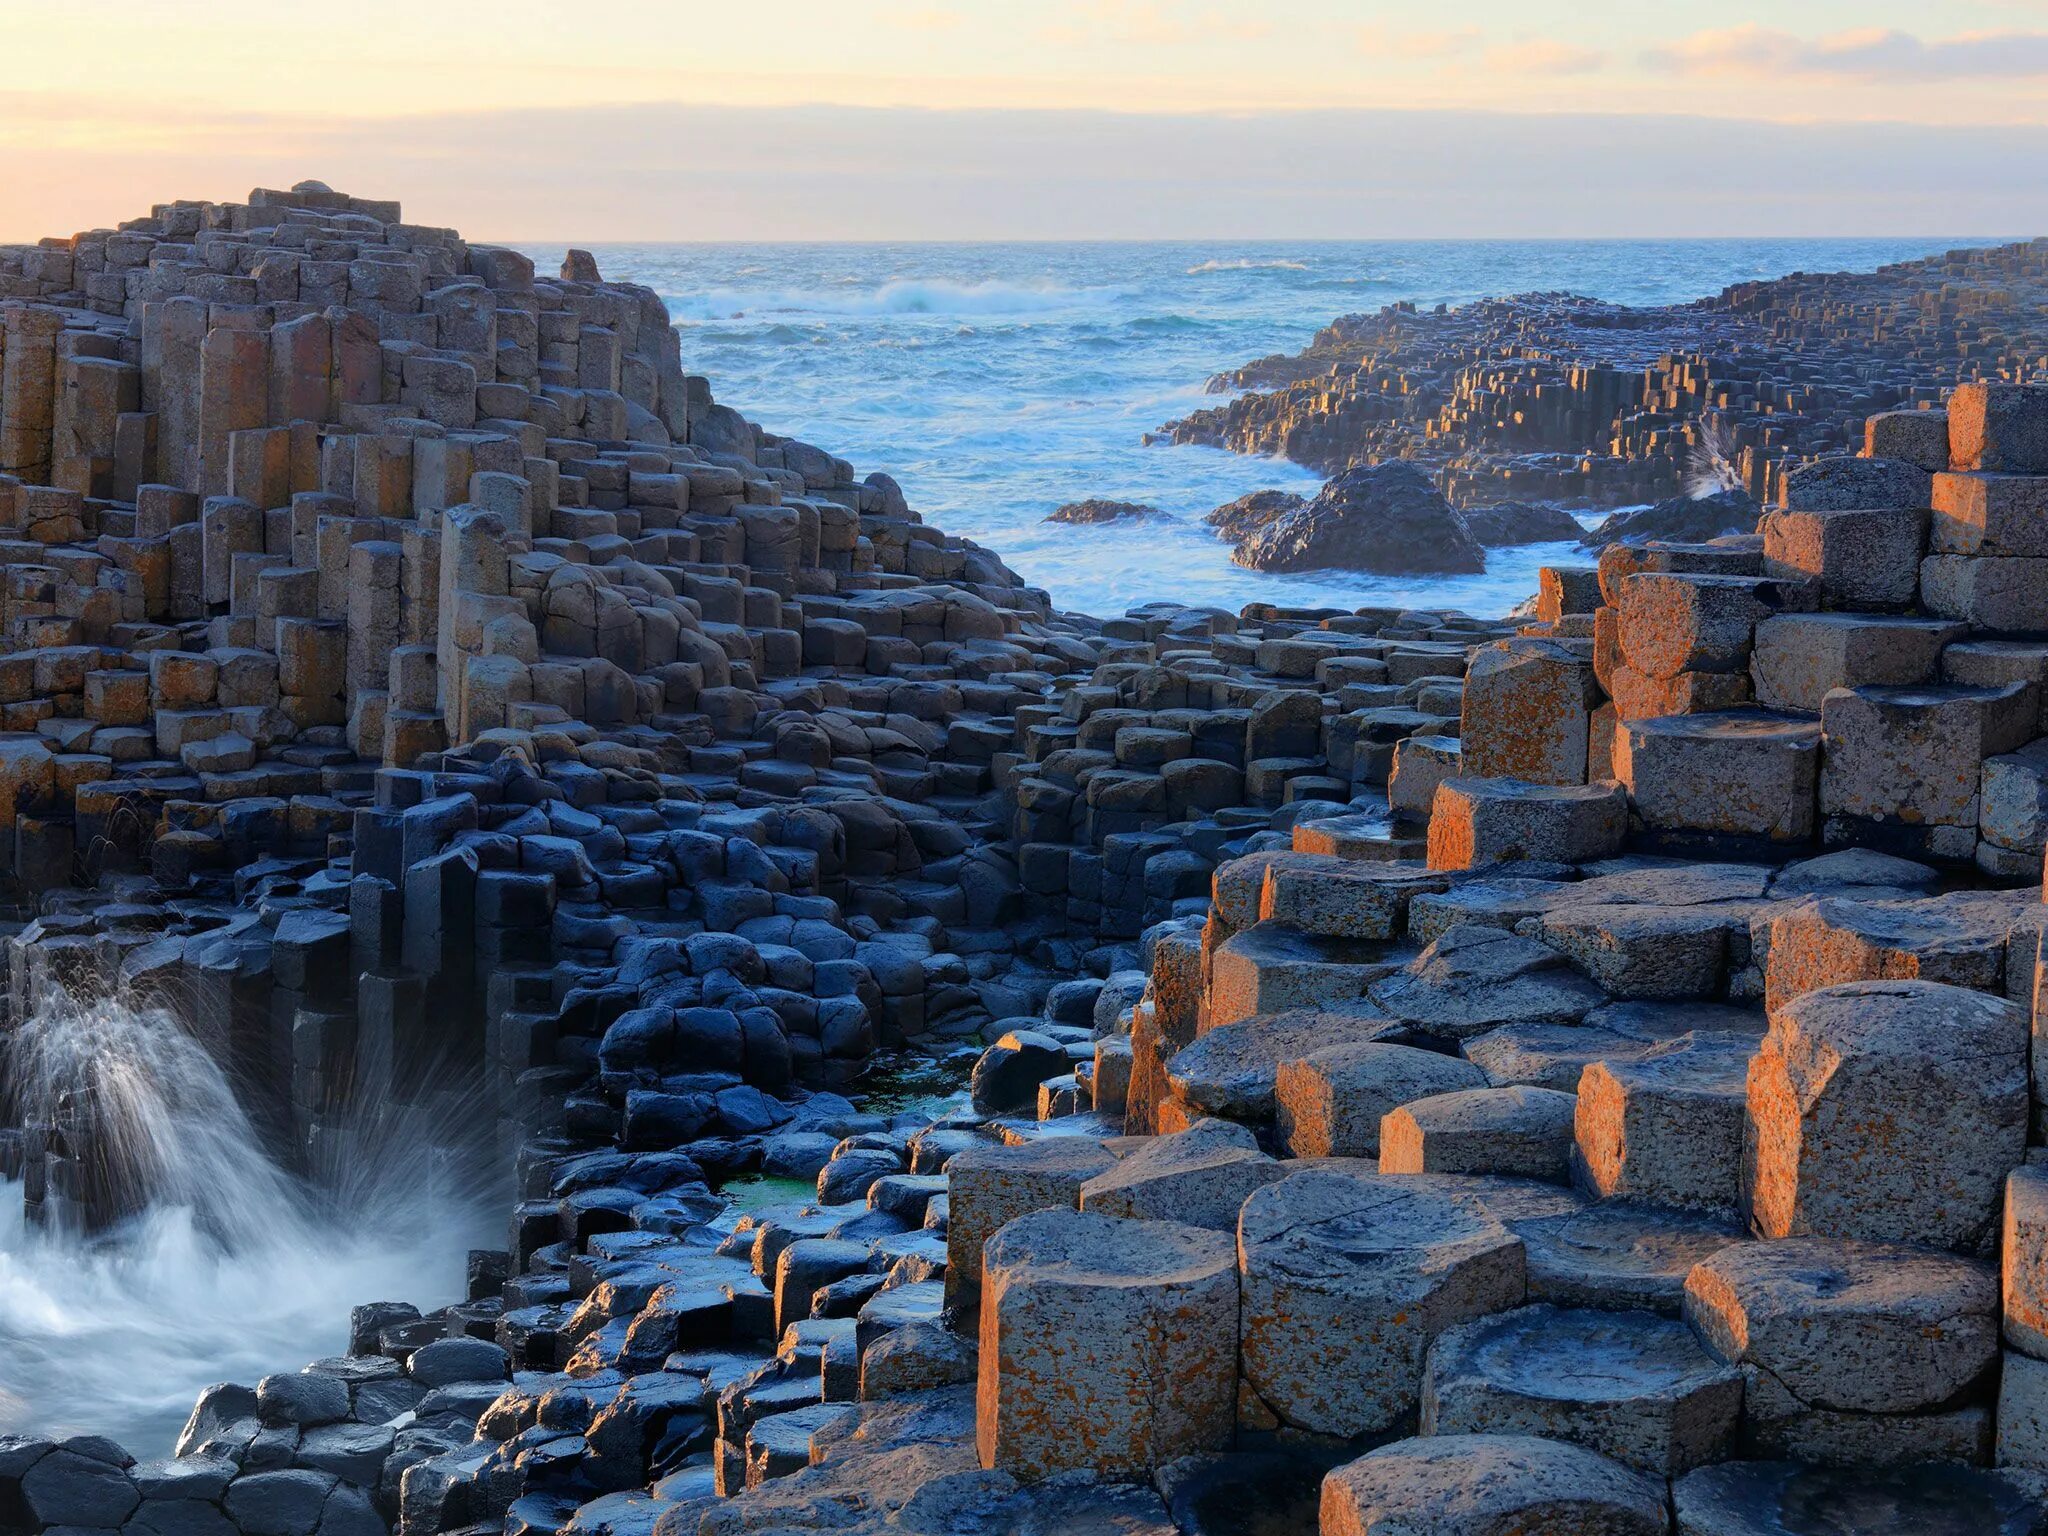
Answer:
top-left (5, 187), bottom-right (2048, 1536)
top-left (1162, 244), bottom-right (2048, 511)
top-left (1230, 461), bottom-right (1485, 575)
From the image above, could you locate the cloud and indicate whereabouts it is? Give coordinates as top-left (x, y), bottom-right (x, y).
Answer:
top-left (1357, 25), bottom-right (1481, 61)
top-left (1358, 29), bottom-right (1602, 75)
top-left (883, 6), bottom-right (962, 31)
top-left (1040, 1), bottom-right (1269, 47)
top-left (1486, 39), bottom-right (1607, 75)
top-left (1647, 23), bottom-right (2048, 80)
top-left (6, 98), bottom-right (2045, 243)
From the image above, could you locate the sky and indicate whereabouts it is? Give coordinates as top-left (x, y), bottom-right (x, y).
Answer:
top-left (5, 0), bottom-right (2048, 240)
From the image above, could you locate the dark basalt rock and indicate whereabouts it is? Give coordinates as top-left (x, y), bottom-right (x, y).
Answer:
top-left (1046, 499), bottom-right (1171, 525)
top-left (1461, 501), bottom-right (1587, 546)
top-left (1231, 462), bottom-right (1485, 576)
top-left (1580, 488), bottom-right (1758, 548)
top-left (1206, 490), bottom-right (1308, 542)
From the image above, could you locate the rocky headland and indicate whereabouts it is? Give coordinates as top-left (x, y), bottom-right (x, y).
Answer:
top-left (1162, 241), bottom-right (2048, 512)
top-left (2, 185), bottom-right (2048, 1536)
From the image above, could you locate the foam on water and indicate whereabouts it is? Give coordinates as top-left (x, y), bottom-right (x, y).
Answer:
top-left (526, 237), bottom-right (1971, 618)
top-left (0, 991), bottom-right (496, 1451)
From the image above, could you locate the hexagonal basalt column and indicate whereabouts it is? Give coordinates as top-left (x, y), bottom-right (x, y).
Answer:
top-left (1684, 1235), bottom-right (1999, 1464)
top-left (976, 1208), bottom-right (1236, 1481)
top-left (1744, 979), bottom-right (2027, 1252)
top-left (1422, 1303), bottom-right (1741, 1475)
top-left (1323, 1434), bottom-right (1667, 1536)
top-left (1236, 1170), bottom-right (1523, 1438)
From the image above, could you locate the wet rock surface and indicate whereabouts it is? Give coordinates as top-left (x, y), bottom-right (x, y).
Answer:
top-left (1229, 463), bottom-right (1484, 576)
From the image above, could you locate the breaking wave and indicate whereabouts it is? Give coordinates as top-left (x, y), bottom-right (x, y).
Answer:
top-left (0, 988), bottom-right (498, 1451)
top-left (1187, 258), bottom-right (1310, 274)
top-left (668, 278), bottom-right (1103, 322)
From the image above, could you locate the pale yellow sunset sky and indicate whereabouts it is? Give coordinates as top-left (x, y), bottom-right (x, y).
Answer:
top-left (5, 0), bottom-right (2048, 239)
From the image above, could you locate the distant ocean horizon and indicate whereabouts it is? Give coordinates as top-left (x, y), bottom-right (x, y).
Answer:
top-left (521, 237), bottom-right (1989, 619)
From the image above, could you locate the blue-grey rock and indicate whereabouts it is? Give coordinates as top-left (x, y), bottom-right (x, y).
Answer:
top-left (21, 1448), bottom-right (139, 1529)
top-left (131, 1456), bottom-right (236, 1502)
top-left (222, 1470), bottom-right (337, 1536)
top-left (257, 1372), bottom-right (351, 1429)
top-left (407, 1337), bottom-right (511, 1388)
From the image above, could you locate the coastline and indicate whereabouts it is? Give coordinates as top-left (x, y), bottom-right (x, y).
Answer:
top-left (1, 185), bottom-right (2047, 1536)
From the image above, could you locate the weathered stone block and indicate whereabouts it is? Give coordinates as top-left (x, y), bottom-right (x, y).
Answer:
top-left (1744, 979), bottom-right (2026, 1251)
top-left (1422, 1303), bottom-right (1741, 1474)
top-left (1820, 683), bottom-right (2035, 829)
top-left (1274, 1040), bottom-right (1487, 1158)
top-left (1425, 777), bottom-right (1626, 870)
top-left (977, 1209), bottom-right (1236, 1480)
top-left (1950, 382), bottom-right (2048, 475)
top-left (1760, 505), bottom-right (1927, 610)
top-left (1616, 710), bottom-right (1820, 845)
top-left (1322, 1434), bottom-right (1666, 1536)
top-left (1458, 637), bottom-right (1596, 785)
top-left (1238, 1171), bottom-right (1524, 1438)
top-left (1575, 1032), bottom-right (1755, 1216)
top-left (943, 1138), bottom-right (1117, 1322)
top-left (1750, 613), bottom-right (1962, 713)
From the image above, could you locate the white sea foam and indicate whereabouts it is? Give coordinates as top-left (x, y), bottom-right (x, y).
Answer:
top-left (668, 277), bottom-right (1102, 322)
top-left (1186, 258), bottom-right (1309, 274)
top-left (0, 990), bottom-right (496, 1451)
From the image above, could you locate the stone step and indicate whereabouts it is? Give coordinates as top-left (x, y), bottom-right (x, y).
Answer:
top-left (941, 1136), bottom-right (1118, 1322)
top-left (1253, 852), bottom-right (1448, 941)
top-left (1367, 924), bottom-right (1606, 1043)
top-left (1161, 1008), bottom-right (1398, 1133)
top-left (1426, 776), bottom-right (1627, 870)
top-left (1819, 681), bottom-right (2036, 859)
top-left (1205, 920), bottom-right (1409, 1029)
top-left (1573, 1031), bottom-right (1758, 1218)
top-left (1274, 1040), bottom-right (1487, 1159)
top-left (1615, 709), bottom-right (1821, 851)
top-left (977, 1209), bottom-right (1236, 1479)
top-left (1323, 1434), bottom-right (1667, 1535)
top-left (1516, 1199), bottom-right (1748, 1314)
top-left (1759, 887), bottom-right (2038, 1014)
top-left (1746, 979), bottom-right (2026, 1251)
top-left (1749, 611), bottom-right (1963, 713)
top-left (1684, 1235), bottom-right (1998, 1465)
top-left (1236, 1170), bottom-right (1524, 1439)
top-left (1758, 503), bottom-right (1928, 610)
top-left (1675, 1460), bottom-right (2048, 1536)
top-left (1077, 1117), bottom-right (1285, 1230)
top-left (1378, 1085), bottom-right (1577, 1182)
top-left (1420, 1302), bottom-right (1741, 1475)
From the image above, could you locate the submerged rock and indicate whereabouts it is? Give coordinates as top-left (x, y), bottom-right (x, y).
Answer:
top-left (1462, 501), bottom-right (1586, 546)
top-left (1581, 488), bottom-right (1758, 547)
top-left (1205, 489), bottom-right (1307, 542)
top-left (1045, 499), bottom-right (1170, 525)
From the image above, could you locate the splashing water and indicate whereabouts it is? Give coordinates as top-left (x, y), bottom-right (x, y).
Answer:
top-left (1685, 412), bottom-right (1746, 500)
top-left (0, 990), bottom-right (499, 1452)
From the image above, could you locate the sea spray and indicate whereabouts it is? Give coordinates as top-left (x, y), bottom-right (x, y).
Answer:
top-left (0, 986), bottom-right (498, 1448)
top-left (1685, 412), bottom-right (1746, 500)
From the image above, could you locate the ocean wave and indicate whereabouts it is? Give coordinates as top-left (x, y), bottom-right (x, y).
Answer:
top-left (1186, 258), bottom-right (1310, 274)
top-left (666, 278), bottom-right (1101, 322)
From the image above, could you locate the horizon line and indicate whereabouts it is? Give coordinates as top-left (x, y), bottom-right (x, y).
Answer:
top-left (490, 232), bottom-right (2033, 247)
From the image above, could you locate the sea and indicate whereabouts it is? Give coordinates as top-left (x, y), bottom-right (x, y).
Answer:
top-left (528, 237), bottom-right (1975, 619)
